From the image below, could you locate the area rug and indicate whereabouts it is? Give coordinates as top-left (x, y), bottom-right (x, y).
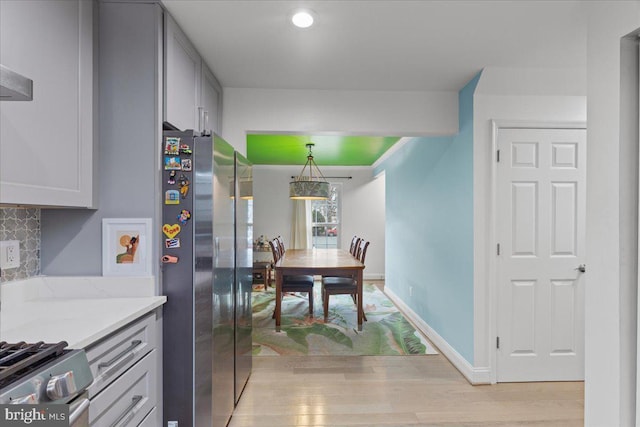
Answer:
top-left (252, 283), bottom-right (438, 356)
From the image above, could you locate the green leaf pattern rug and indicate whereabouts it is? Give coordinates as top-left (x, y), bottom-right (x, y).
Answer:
top-left (252, 283), bottom-right (438, 356)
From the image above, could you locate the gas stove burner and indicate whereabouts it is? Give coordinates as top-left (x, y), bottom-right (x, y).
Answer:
top-left (0, 341), bottom-right (69, 388)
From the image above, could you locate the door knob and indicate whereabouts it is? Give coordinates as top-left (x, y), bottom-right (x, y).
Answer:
top-left (575, 264), bottom-right (586, 273)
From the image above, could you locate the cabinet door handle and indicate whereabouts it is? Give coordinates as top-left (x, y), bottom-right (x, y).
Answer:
top-left (98, 340), bottom-right (143, 369)
top-left (109, 395), bottom-right (143, 427)
top-left (198, 106), bottom-right (204, 132)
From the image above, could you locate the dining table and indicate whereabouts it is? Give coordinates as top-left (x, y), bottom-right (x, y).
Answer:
top-left (273, 248), bottom-right (365, 331)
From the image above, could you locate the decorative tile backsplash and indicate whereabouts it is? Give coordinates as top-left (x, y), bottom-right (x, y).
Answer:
top-left (0, 208), bottom-right (40, 283)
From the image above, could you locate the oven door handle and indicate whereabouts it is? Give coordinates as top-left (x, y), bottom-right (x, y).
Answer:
top-left (69, 397), bottom-right (90, 425)
top-left (98, 340), bottom-right (143, 370)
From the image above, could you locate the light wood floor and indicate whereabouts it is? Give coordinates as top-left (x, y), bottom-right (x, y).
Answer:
top-left (234, 280), bottom-right (583, 426)
top-left (229, 354), bottom-right (584, 426)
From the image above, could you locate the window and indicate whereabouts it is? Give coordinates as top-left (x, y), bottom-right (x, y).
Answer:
top-left (311, 183), bottom-right (340, 248)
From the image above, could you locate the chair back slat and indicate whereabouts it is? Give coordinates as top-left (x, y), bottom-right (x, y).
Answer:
top-left (357, 240), bottom-right (370, 264)
top-left (349, 236), bottom-right (360, 256)
top-left (353, 238), bottom-right (362, 256)
top-left (276, 236), bottom-right (285, 256)
top-left (268, 239), bottom-right (281, 263)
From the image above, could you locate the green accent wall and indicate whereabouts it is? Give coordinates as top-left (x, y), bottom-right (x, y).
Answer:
top-left (247, 134), bottom-right (400, 166)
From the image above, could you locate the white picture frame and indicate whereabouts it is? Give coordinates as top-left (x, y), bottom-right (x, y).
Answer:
top-left (102, 218), bottom-right (152, 276)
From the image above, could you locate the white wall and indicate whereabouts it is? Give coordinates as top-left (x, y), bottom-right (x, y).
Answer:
top-left (221, 88), bottom-right (459, 155)
top-left (472, 67), bottom-right (587, 374)
top-left (475, 67), bottom-right (586, 96)
top-left (621, 34), bottom-right (640, 427)
top-left (343, 171), bottom-right (385, 279)
top-left (253, 165), bottom-right (385, 279)
top-left (585, 2), bottom-right (640, 426)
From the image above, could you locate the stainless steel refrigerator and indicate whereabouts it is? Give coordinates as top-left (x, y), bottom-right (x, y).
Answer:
top-left (161, 130), bottom-right (252, 427)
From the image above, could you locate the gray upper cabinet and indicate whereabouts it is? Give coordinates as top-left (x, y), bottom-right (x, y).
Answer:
top-left (164, 13), bottom-right (201, 132)
top-left (201, 63), bottom-right (222, 135)
top-left (0, 0), bottom-right (96, 207)
top-left (164, 12), bottom-right (222, 134)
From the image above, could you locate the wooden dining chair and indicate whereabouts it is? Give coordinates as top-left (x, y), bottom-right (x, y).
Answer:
top-left (276, 235), bottom-right (285, 257)
top-left (269, 239), bottom-right (315, 317)
top-left (355, 238), bottom-right (368, 260)
top-left (322, 236), bottom-right (359, 281)
top-left (349, 236), bottom-right (360, 256)
top-left (321, 240), bottom-right (370, 322)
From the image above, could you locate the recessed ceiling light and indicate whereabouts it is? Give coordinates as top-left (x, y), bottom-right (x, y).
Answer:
top-left (291, 9), bottom-right (314, 28)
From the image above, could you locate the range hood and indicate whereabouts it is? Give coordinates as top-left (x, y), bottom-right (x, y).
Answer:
top-left (0, 64), bottom-right (33, 101)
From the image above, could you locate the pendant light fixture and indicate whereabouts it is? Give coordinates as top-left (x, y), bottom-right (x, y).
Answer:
top-left (289, 143), bottom-right (330, 200)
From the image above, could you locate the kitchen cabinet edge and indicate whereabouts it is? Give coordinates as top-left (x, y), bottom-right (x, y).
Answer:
top-left (0, 0), bottom-right (98, 208)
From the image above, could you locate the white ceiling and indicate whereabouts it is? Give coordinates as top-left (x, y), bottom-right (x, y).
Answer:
top-left (162, 0), bottom-right (587, 92)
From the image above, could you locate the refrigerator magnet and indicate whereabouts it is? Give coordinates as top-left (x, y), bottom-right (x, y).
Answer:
top-left (177, 209), bottom-right (191, 225)
top-left (168, 170), bottom-right (177, 185)
top-left (164, 137), bottom-right (180, 155)
top-left (165, 157), bottom-right (182, 170)
top-left (181, 158), bottom-right (192, 171)
top-left (161, 254), bottom-right (179, 263)
top-left (179, 144), bottom-right (192, 155)
top-left (165, 190), bottom-right (180, 204)
top-left (165, 238), bottom-right (181, 249)
top-left (162, 223), bottom-right (181, 239)
top-left (178, 175), bottom-right (190, 198)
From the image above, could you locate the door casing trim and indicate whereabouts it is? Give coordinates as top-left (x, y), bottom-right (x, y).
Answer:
top-left (487, 120), bottom-right (587, 384)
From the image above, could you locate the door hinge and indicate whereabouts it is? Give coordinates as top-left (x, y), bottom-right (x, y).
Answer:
top-left (496, 149), bottom-right (500, 162)
top-left (496, 336), bottom-right (500, 349)
top-left (497, 243), bottom-right (501, 255)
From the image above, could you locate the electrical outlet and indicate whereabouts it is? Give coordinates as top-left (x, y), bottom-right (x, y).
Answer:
top-left (7, 245), bottom-right (17, 263)
top-left (0, 240), bottom-right (20, 269)
top-left (409, 286), bottom-right (413, 297)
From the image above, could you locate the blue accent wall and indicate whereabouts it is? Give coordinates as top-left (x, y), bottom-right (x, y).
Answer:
top-left (376, 72), bottom-right (480, 363)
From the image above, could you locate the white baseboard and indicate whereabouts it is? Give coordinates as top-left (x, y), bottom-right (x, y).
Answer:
top-left (384, 287), bottom-right (492, 385)
top-left (364, 273), bottom-right (384, 280)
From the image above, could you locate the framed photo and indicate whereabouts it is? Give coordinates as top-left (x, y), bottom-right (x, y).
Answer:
top-left (102, 218), bottom-right (152, 276)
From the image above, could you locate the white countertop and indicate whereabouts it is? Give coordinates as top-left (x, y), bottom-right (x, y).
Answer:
top-left (1, 276), bottom-right (166, 349)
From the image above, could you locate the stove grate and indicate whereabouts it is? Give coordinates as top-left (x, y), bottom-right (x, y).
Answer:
top-left (0, 341), bottom-right (68, 386)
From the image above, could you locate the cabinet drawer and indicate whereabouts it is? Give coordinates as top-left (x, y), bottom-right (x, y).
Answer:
top-left (89, 350), bottom-right (157, 427)
top-left (86, 314), bottom-right (157, 398)
top-left (137, 407), bottom-right (157, 427)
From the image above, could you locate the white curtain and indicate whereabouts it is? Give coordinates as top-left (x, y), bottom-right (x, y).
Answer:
top-left (290, 200), bottom-right (311, 249)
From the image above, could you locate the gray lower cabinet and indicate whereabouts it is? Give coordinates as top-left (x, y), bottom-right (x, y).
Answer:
top-left (137, 408), bottom-right (158, 427)
top-left (89, 352), bottom-right (157, 427)
top-left (85, 313), bottom-right (160, 426)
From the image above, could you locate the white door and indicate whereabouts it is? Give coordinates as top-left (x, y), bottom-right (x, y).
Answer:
top-left (496, 128), bottom-right (586, 382)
